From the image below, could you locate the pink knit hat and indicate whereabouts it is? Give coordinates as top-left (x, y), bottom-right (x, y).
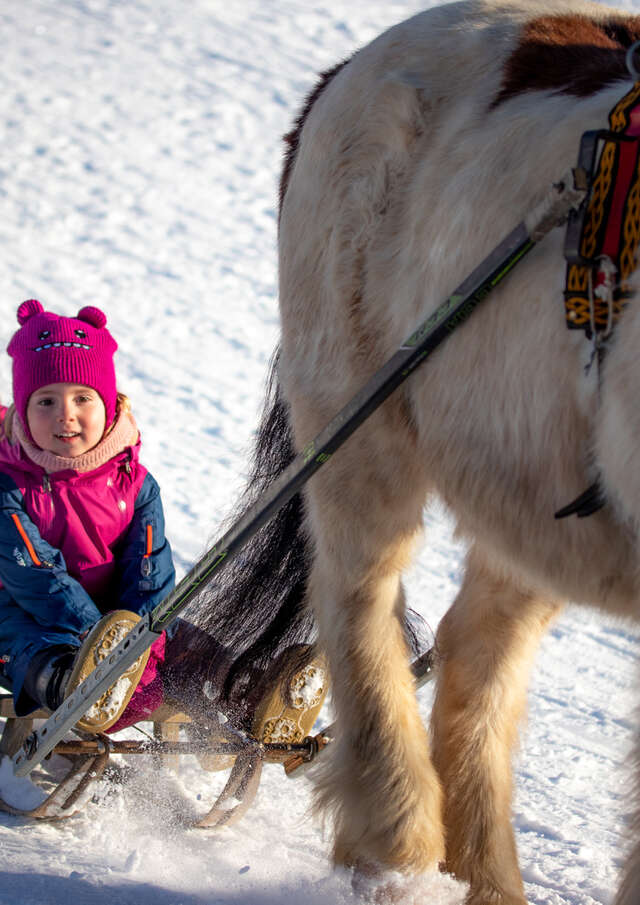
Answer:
top-left (7, 300), bottom-right (118, 436)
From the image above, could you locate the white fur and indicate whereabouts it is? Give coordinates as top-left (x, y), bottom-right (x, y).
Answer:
top-left (277, 2), bottom-right (640, 901)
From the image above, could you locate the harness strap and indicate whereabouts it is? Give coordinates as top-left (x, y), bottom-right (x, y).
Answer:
top-left (558, 76), bottom-right (640, 519)
top-left (564, 81), bottom-right (640, 338)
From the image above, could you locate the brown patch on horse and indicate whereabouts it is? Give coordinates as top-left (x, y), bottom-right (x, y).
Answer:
top-left (279, 60), bottom-right (349, 216)
top-left (492, 15), bottom-right (640, 108)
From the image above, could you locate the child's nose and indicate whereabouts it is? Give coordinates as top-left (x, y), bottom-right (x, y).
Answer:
top-left (59, 401), bottom-right (76, 421)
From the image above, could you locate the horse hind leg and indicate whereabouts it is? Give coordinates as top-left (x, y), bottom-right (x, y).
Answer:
top-left (305, 442), bottom-right (444, 873)
top-left (431, 546), bottom-right (561, 905)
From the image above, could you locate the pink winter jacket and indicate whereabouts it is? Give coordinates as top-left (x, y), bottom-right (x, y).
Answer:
top-left (0, 406), bottom-right (148, 607)
top-left (0, 405), bottom-right (174, 719)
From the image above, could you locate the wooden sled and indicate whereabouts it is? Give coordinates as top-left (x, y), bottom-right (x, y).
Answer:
top-left (0, 648), bottom-right (434, 826)
top-left (0, 693), bottom-right (332, 826)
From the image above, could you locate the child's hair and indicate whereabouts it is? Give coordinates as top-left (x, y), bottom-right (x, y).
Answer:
top-left (116, 392), bottom-right (131, 416)
top-left (107, 392), bottom-right (132, 429)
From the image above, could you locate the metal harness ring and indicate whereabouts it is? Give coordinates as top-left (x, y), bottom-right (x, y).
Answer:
top-left (626, 41), bottom-right (640, 80)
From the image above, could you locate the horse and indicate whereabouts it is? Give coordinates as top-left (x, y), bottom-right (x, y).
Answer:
top-left (193, 1), bottom-right (640, 901)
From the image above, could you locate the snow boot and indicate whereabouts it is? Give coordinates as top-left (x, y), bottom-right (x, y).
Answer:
top-left (22, 645), bottom-right (76, 712)
top-left (64, 610), bottom-right (151, 733)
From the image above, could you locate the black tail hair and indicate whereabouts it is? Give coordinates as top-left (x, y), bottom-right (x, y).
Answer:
top-left (183, 350), bottom-right (429, 720)
top-left (185, 349), bottom-right (315, 716)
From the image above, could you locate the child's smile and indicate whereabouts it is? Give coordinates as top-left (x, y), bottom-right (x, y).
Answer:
top-left (26, 383), bottom-right (107, 457)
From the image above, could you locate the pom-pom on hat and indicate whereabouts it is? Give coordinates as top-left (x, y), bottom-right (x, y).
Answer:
top-left (7, 300), bottom-right (118, 436)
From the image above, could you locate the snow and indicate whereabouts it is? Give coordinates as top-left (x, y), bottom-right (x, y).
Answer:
top-left (0, 1), bottom-right (638, 903)
top-left (0, 757), bottom-right (45, 812)
top-left (293, 664), bottom-right (326, 708)
top-left (83, 674), bottom-right (132, 724)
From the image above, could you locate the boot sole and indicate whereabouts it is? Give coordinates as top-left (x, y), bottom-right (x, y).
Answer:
top-left (65, 610), bottom-right (151, 733)
top-left (252, 653), bottom-right (328, 745)
top-left (198, 648), bottom-right (328, 771)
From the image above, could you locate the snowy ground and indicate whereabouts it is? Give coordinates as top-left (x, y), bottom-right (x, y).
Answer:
top-left (0, 1), bottom-right (639, 903)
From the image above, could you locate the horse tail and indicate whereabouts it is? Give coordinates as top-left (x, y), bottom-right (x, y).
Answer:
top-left (188, 349), bottom-right (315, 713)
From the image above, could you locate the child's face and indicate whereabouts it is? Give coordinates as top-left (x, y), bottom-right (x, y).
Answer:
top-left (26, 383), bottom-right (107, 457)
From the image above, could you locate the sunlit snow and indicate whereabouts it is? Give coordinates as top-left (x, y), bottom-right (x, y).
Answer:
top-left (0, 2), bottom-right (638, 904)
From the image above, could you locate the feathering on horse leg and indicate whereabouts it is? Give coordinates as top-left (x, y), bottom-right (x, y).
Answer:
top-left (431, 546), bottom-right (561, 905)
top-left (305, 463), bottom-right (444, 873)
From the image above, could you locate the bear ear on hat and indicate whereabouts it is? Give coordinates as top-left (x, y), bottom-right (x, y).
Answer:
top-left (17, 299), bottom-right (44, 325)
top-left (77, 306), bottom-right (107, 329)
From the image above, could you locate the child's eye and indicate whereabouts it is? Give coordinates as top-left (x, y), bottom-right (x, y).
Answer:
top-left (37, 398), bottom-right (53, 407)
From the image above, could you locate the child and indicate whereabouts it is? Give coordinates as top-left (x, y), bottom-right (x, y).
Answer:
top-left (0, 299), bottom-right (175, 731)
top-left (0, 300), bottom-right (327, 745)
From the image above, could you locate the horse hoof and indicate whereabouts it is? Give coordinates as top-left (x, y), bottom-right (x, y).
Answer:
top-left (351, 860), bottom-right (466, 904)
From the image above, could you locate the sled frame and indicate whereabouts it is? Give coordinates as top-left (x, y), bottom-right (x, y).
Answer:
top-left (0, 648), bottom-right (434, 825)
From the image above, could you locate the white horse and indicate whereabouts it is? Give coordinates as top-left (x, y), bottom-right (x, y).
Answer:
top-left (200, 1), bottom-right (640, 901)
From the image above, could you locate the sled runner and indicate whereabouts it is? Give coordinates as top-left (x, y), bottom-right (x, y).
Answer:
top-left (0, 691), bottom-right (328, 825)
top-left (0, 648), bottom-right (434, 824)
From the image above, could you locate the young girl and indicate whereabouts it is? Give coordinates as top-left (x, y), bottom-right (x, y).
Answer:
top-left (0, 299), bottom-right (327, 745)
top-left (0, 299), bottom-right (174, 730)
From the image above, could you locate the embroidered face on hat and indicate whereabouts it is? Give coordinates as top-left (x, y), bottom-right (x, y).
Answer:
top-left (7, 299), bottom-right (119, 438)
